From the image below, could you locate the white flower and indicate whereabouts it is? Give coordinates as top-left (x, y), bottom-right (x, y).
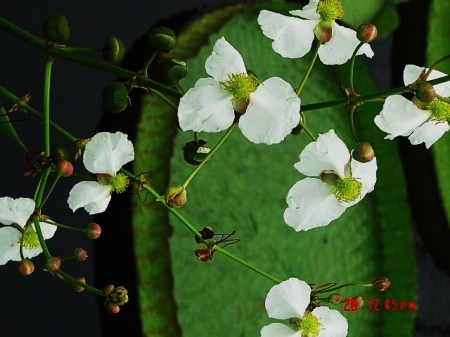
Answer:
top-left (257, 0), bottom-right (374, 65)
top-left (178, 37), bottom-right (301, 145)
top-left (68, 131), bottom-right (134, 215)
top-left (283, 130), bottom-right (377, 231)
top-left (261, 278), bottom-right (348, 337)
top-left (0, 197), bottom-right (56, 265)
top-left (374, 64), bottom-right (450, 148)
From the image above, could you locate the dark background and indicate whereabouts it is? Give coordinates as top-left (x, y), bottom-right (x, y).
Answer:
top-left (1, 1), bottom-right (450, 337)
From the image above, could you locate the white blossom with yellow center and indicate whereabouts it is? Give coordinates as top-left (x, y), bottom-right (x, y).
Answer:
top-left (257, 0), bottom-right (374, 65)
top-left (0, 197), bottom-right (56, 265)
top-left (284, 130), bottom-right (377, 231)
top-left (68, 131), bottom-right (134, 214)
top-left (374, 64), bottom-right (450, 148)
top-left (177, 37), bottom-right (301, 145)
top-left (261, 278), bottom-right (348, 337)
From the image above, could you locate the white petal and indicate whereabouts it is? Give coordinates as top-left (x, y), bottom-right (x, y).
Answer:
top-left (294, 130), bottom-right (350, 177)
top-left (39, 221), bottom-right (57, 240)
top-left (313, 307), bottom-right (348, 337)
top-left (408, 119), bottom-right (450, 148)
top-left (239, 77), bottom-right (300, 144)
top-left (284, 178), bottom-right (346, 231)
top-left (0, 227), bottom-right (21, 265)
top-left (290, 0), bottom-right (320, 19)
top-left (265, 278), bottom-right (311, 319)
top-left (258, 10), bottom-right (317, 59)
top-left (318, 23), bottom-right (373, 65)
top-left (83, 132), bottom-right (134, 175)
top-left (403, 65), bottom-right (450, 96)
top-left (204, 37), bottom-right (246, 82)
top-left (178, 78), bottom-right (235, 132)
top-left (374, 95), bottom-right (431, 139)
top-left (350, 157), bottom-right (378, 200)
top-left (68, 181), bottom-right (112, 215)
top-left (0, 197), bottom-right (35, 228)
top-left (261, 323), bottom-right (301, 337)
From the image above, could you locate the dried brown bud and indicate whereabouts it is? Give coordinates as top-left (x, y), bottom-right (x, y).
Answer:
top-left (352, 142), bottom-right (375, 163)
top-left (328, 293), bottom-right (342, 304)
top-left (414, 81), bottom-right (436, 103)
top-left (45, 257), bottom-right (61, 274)
top-left (373, 277), bottom-right (391, 292)
top-left (195, 248), bottom-right (214, 262)
top-left (74, 277), bottom-right (86, 292)
top-left (353, 296), bottom-right (364, 308)
top-left (86, 223), bottom-right (102, 239)
top-left (165, 186), bottom-right (187, 208)
top-left (74, 248), bottom-right (88, 262)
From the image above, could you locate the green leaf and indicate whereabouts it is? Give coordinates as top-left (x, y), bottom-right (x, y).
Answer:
top-left (133, 2), bottom-right (416, 337)
top-left (427, 0), bottom-right (450, 227)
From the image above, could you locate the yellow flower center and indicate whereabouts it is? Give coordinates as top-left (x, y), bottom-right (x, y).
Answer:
top-left (428, 97), bottom-right (450, 122)
top-left (290, 312), bottom-right (322, 337)
top-left (316, 0), bottom-right (344, 21)
top-left (21, 226), bottom-right (40, 249)
top-left (332, 177), bottom-right (362, 202)
top-left (98, 173), bottom-right (129, 193)
top-left (222, 73), bottom-right (258, 113)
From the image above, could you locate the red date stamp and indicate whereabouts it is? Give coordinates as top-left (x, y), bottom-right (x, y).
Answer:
top-left (343, 297), bottom-right (416, 312)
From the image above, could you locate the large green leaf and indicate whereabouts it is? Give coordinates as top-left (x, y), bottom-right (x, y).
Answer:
top-left (133, 2), bottom-right (416, 337)
top-left (426, 1), bottom-right (450, 227)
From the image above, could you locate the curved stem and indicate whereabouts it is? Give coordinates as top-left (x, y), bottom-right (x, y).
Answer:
top-left (182, 125), bottom-right (236, 189)
top-left (56, 269), bottom-right (105, 296)
top-left (42, 220), bottom-right (87, 233)
top-left (0, 17), bottom-right (181, 99)
top-left (32, 216), bottom-right (51, 258)
top-left (349, 42), bottom-right (364, 91)
top-left (296, 41), bottom-right (320, 96)
top-left (426, 54), bottom-right (450, 77)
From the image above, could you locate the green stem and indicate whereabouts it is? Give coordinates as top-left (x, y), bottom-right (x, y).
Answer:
top-left (32, 216), bottom-right (51, 258)
top-left (318, 282), bottom-right (373, 294)
top-left (436, 94), bottom-right (450, 104)
top-left (42, 219), bottom-right (87, 233)
top-left (0, 17), bottom-right (181, 99)
top-left (43, 59), bottom-right (53, 156)
top-left (349, 42), bottom-right (364, 91)
top-left (141, 51), bottom-right (159, 75)
top-left (182, 125), bottom-right (236, 189)
top-left (40, 172), bottom-right (61, 208)
top-left (0, 86), bottom-right (78, 142)
top-left (56, 269), bottom-right (105, 296)
top-left (426, 54), bottom-right (450, 77)
top-left (299, 120), bottom-right (316, 141)
top-left (296, 41), bottom-right (320, 96)
top-left (62, 47), bottom-right (100, 54)
top-left (213, 245), bottom-right (281, 284)
top-left (150, 89), bottom-right (179, 109)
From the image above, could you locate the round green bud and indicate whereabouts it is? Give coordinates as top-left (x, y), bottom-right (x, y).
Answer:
top-left (102, 82), bottom-right (129, 113)
top-left (41, 15), bottom-right (70, 44)
top-left (160, 59), bottom-right (188, 85)
top-left (103, 35), bottom-right (126, 64)
top-left (147, 26), bottom-right (176, 51)
top-left (357, 24), bottom-right (378, 43)
top-left (51, 144), bottom-right (69, 162)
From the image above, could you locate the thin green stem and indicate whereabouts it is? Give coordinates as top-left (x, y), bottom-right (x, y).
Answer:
top-left (436, 94), bottom-right (450, 104)
top-left (0, 86), bottom-right (78, 142)
top-left (182, 125), bottom-right (236, 189)
top-left (141, 51), bottom-right (159, 75)
top-left (150, 89), bottom-right (178, 109)
top-left (32, 216), bottom-right (51, 258)
top-left (426, 54), bottom-right (450, 77)
top-left (62, 47), bottom-right (100, 54)
top-left (42, 220), bottom-right (87, 233)
top-left (296, 41), bottom-right (320, 96)
top-left (0, 17), bottom-right (181, 99)
top-left (40, 172), bottom-right (61, 208)
top-left (349, 42), bottom-right (364, 91)
top-left (213, 245), bottom-right (281, 284)
top-left (35, 167), bottom-right (51, 207)
top-left (56, 269), bottom-right (105, 296)
top-left (318, 282), bottom-right (373, 293)
top-left (43, 59), bottom-right (53, 156)
top-left (299, 120), bottom-right (316, 141)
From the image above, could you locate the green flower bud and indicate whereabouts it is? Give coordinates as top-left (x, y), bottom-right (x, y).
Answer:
top-left (147, 26), bottom-right (176, 51)
top-left (160, 59), bottom-right (188, 85)
top-left (357, 24), bottom-right (378, 43)
top-left (352, 142), bottom-right (375, 163)
top-left (102, 35), bottom-right (126, 64)
top-left (102, 82), bottom-right (129, 113)
top-left (51, 144), bottom-right (69, 162)
top-left (41, 15), bottom-right (70, 44)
